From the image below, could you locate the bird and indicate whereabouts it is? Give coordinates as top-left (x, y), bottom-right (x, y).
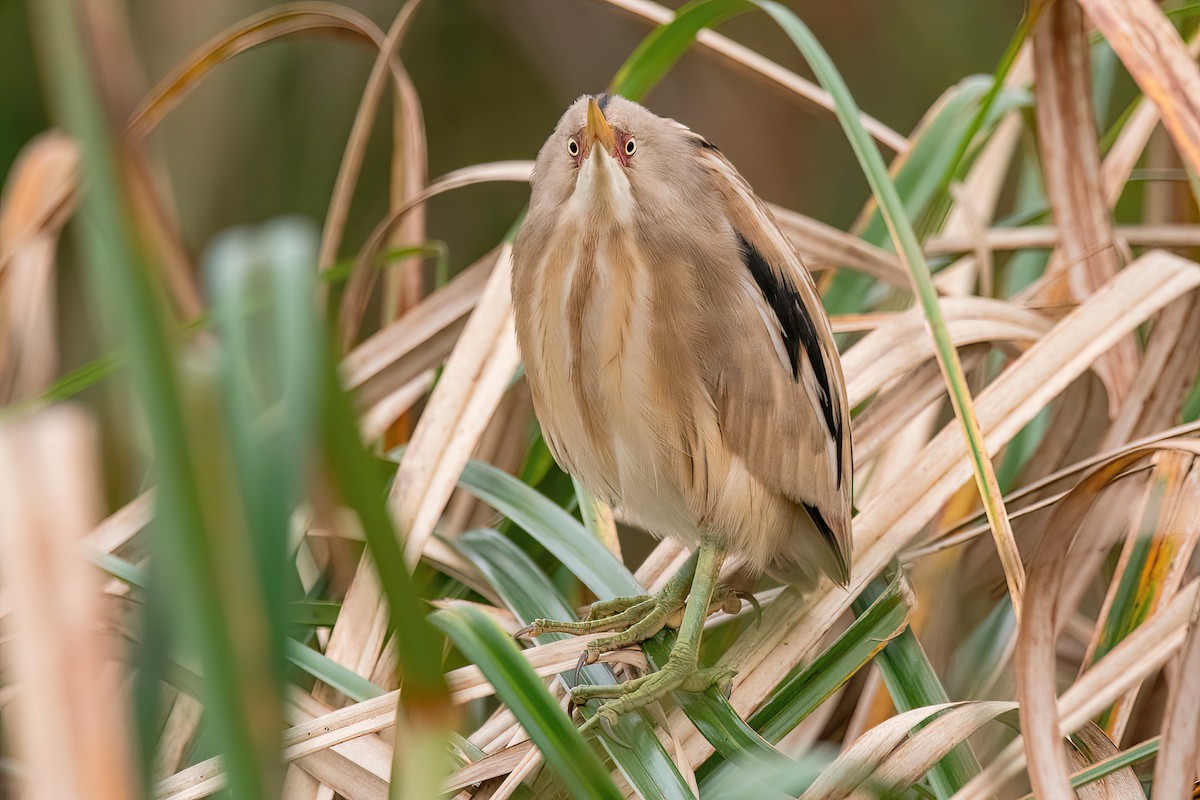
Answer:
top-left (510, 94), bottom-right (852, 732)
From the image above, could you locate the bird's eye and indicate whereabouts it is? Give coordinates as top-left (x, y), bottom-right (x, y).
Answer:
top-left (567, 138), bottom-right (580, 157)
top-left (625, 137), bottom-right (637, 156)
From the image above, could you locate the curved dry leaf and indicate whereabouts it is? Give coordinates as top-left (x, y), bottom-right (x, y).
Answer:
top-left (127, 3), bottom-right (401, 144)
top-left (1017, 443), bottom-right (1200, 800)
top-left (863, 701), bottom-right (1017, 798)
top-left (591, 0), bottom-right (908, 152)
top-left (318, 0), bottom-right (424, 270)
top-left (1078, 0), bottom-right (1200, 174)
top-left (0, 131), bottom-right (78, 269)
top-left (340, 161), bottom-right (533, 344)
top-left (842, 296), bottom-right (1052, 407)
top-left (953, 575), bottom-right (1199, 800)
top-left (1067, 725), bottom-right (1146, 800)
top-left (0, 131), bottom-right (79, 401)
top-left (916, 418), bottom-right (1200, 561)
top-left (798, 703), bottom-right (959, 800)
top-left (1033, 0), bottom-right (1135, 407)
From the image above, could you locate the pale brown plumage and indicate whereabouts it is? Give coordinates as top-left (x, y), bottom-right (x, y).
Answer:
top-left (512, 94), bottom-right (852, 589)
top-left (510, 94), bottom-right (854, 728)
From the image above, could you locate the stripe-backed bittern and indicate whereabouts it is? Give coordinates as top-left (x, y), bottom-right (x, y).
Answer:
top-left (511, 95), bottom-right (852, 731)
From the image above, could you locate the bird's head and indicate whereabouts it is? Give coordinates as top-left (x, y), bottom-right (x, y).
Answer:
top-left (528, 94), bottom-right (709, 226)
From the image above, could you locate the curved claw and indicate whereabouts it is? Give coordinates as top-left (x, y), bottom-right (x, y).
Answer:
top-left (514, 622), bottom-right (540, 640)
top-left (573, 649), bottom-right (590, 684)
top-left (597, 712), bottom-right (631, 748)
top-left (735, 590), bottom-right (763, 626)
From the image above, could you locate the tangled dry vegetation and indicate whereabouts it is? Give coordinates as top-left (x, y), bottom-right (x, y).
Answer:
top-left (4, 0), bottom-right (1200, 798)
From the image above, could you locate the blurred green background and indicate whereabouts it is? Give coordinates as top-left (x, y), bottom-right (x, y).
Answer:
top-left (3, 0), bottom-right (1020, 258)
top-left (0, 0), bottom-right (1019, 505)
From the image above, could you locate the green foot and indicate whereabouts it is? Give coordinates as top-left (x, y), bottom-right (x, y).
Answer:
top-left (576, 660), bottom-right (737, 736)
top-left (514, 589), bottom-right (689, 671)
top-left (514, 535), bottom-right (747, 740)
top-left (584, 594), bottom-right (651, 620)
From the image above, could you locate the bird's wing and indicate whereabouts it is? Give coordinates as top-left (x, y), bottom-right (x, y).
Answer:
top-left (695, 140), bottom-right (853, 584)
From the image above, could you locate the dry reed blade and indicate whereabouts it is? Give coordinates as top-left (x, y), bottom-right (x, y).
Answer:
top-left (1083, 453), bottom-right (1200, 740)
top-left (126, 3), bottom-right (403, 144)
top-left (389, 244), bottom-right (520, 565)
top-left (341, 161), bottom-right (533, 345)
top-left (1032, 0), bottom-right (1136, 406)
top-left (317, 0), bottom-right (424, 273)
top-left (1016, 442), bottom-right (1200, 800)
top-left (0, 132), bottom-right (78, 403)
top-left (955, 579), bottom-right (1198, 799)
top-left (1064, 725), bottom-right (1146, 799)
top-left (868, 701), bottom-right (1018, 796)
top-left (1151, 588), bottom-right (1200, 798)
top-left (1078, 0), bottom-right (1200, 174)
top-left (156, 632), bottom-right (632, 800)
top-left (0, 408), bottom-right (137, 800)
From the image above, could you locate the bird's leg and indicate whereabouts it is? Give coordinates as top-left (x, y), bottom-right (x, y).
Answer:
top-left (574, 532), bottom-right (736, 730)
top-left (514, 552), bottom-right (697, 645)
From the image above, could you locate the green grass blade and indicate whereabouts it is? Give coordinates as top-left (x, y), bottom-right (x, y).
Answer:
top-left (288, 601), bottom-right (341, 627)
top-left (751, 574), bottom-right (910, 743)
top-left (448, 459), bottom-right (806, 783)
top-left (284, 641), bottom-right (385, 703)
top-left (757, 0), bottom-right (1024, 654)
top-left (852, 576), bottom-right (981, 798)
top-left (608, 0), bottom-right (756, 101)
top-left (31, 3), bottom-right (275, 795)
top-left (457, 528), bottom-right (698, 800)
top-left (431, 605), bottom-right (624, 800)
top-left (454, 457), bottom-right (642, 598)
top-left (319, 342), bottom-right (453, 798)
top-left (696, 575), bottom-right (909, 789)
top-left (320, 367), bottom-right (447, 699)
top-left (206, 218), bottom-right (320, 706)
top-left (90, 550), bottom-right (384, 702)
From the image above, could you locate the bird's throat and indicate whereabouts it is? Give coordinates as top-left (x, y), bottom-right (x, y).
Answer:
top-left (568, 147), bottom-right (633, 224)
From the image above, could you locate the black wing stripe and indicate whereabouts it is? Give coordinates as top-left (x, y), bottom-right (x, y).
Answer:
top-left (804, 502), bottom-right (850, 585)
top-left (737, 233), bottom-right (841, 475)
